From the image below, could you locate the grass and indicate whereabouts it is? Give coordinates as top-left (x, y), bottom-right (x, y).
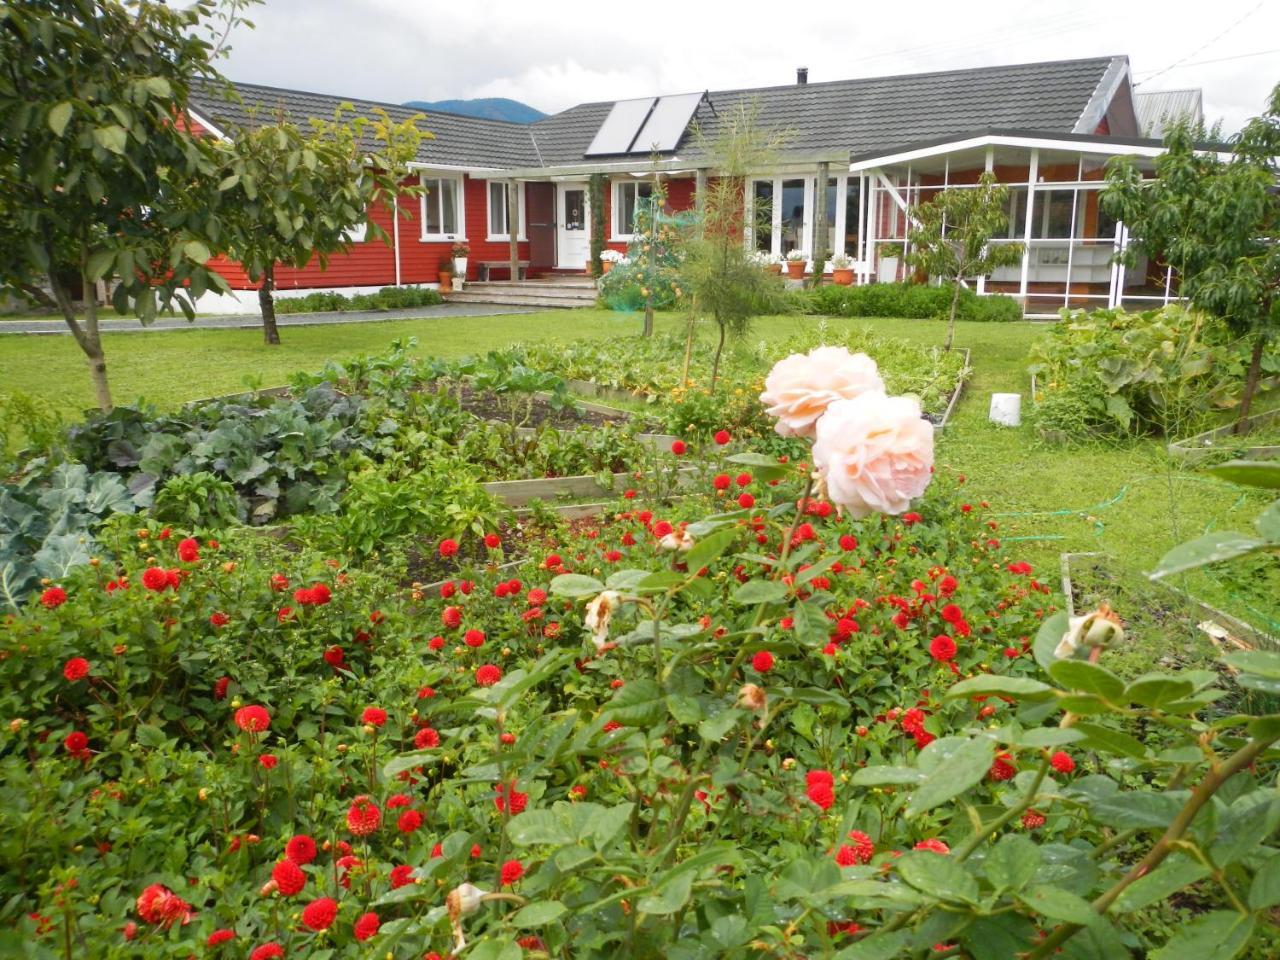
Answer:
top-left (3, 306), bottom-right (1274, 660)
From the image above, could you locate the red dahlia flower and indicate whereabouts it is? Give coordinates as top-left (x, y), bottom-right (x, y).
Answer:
top-left (751, 650), bottom-right (774, 673)
top-left (738, 493), bottom-right (755, 509)
top-left (63, 657), bottom-right (90, 682)
top-left (234, 705), bottom-right (271, 733)
top-left (713, 473), bottom-right (731, 490)
top-left (1050, 751), bottom-right (1075, 774)
top-left (484, 533), bottom-right (501, 549)
top-left (414, 727), bottom-right (440, 749)
top-left (353, 911), bottom-right (381, 942)
top-left (40, 586), bottom-right (67, 608)
top-left (63, 731), bottom-right (88, 754)
top-left (397, 810), bottom-right (424, 833)
top-left (713, 430), bottom-right (731, 445)
top-left (475, 664), bottom-right (502, 686)
top-left (928, 635), bottom-right (957, 662)
top-left (670, 440), bottom-right (686, 455)
top-left (250, 942), bottom-right (283, 960)
top-left (141, 567), bottom-right (169, 592)
top-left (464, 629), bottom-right (486, 648)
top-left (206, 929), bottom-right (235, 946)
top-left (914, 838), bottom-right (950, 854)
top-left (500, 859), bottom-right (525, 885)
top-left (136, 883), bottom-right (193, 926)
top-left (300, 897), bottom-right (338, 932)
top-left (442, 606), bottom-right (462, 629)
top-left (390, 864), bottom-right (415, 889)
top-left (346, 796), bottom-right (381, 835)
top-left (209, 611), bottom-right (230, 627)
top-left (271, 859), bottom-right (306, 896)
top-left (438, 539), bottom-right (459, 558)
top-left (361, 707), bottom-right (387, 727)
top-left (285, 835), bottom-right (317, 865)
top-left (177, 538), bottom-right (200, 563)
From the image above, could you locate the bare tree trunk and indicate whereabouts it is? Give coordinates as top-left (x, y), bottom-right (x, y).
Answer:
top-left (811, 160), bottom-right (829, 289)
top-left (711, 315), bottom-right (726, 391)
top-left (1235, 333), bottom-right (1266, 434)
top-left (259, 263), bottom-right (281, 345)
top-left (52, 266), bottom-right (113, 412)
top-left (944, 279), bottom-right (963, 352)
top-left (680, 308), bottom-right (696, 385)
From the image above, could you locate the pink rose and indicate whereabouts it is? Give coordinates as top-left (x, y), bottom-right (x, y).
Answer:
top-left (760, 347), bottom-right (885, 438)
top-left (812, 393), bottom-right (934, 518)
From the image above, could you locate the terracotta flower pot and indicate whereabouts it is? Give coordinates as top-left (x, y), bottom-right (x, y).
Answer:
top-left (438, 270), bottom-right (453, 293)
top-left (786, 260), bottom-right (805, 280)
top-left (833, 268), bottom-right (854, 286)
top-left (602, 261), bottom-right (613, 274)
top-left (765, 263), bottom-right (783, 275)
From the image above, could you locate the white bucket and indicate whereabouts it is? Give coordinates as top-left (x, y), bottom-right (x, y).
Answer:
top-left (989, 393), bottom-right (1022, 427)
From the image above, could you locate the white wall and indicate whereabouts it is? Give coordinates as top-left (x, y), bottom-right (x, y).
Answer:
top-left (191, 283), bottom-right (441, 315)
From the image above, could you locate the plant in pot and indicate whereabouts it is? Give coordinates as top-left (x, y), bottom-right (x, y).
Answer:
top-left (451, 241), bottom-right (470, 281)
top-left (830, 252), bottom-right (854, 285)
top-left (599, 248), bottom-right (624, 274)
top-left (877, 241), bottom-right (903, 283)
top-left (784, 249), bottom-right (808, 280)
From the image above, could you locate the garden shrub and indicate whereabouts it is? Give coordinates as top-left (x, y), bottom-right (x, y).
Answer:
top-left (273, 285), bottom-right (442, 314)
top-left (1027, 304), bottom-right (1276, 441)
top-left (805, 280), bottom-right (1021, 322)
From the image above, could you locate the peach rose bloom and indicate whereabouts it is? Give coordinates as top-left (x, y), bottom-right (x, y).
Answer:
top-left (812, 393), bottom-right (934, 518)
top-left (760, 346), bottom-right (885, 438)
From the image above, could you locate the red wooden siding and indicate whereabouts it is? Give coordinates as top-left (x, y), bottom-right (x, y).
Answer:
top-left (205, 175), bottom-right (531, 290)
top-left (603, 175), bottom-right (697, 255)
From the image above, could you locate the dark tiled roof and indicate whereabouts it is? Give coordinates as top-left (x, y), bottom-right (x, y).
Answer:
top-left (189, 78), bottom-right (539, 167)
top-left (192, 55), bottom-right (1127, 171)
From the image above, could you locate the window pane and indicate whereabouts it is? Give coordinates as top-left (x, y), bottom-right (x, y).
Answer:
top-left (780, 178), bottom-right (804, 254)
top-left (1093, 190), bottom-right (1118, 240)
top-left (1039, 190), bottom-right (1075, 239)
top-left (844, 178), bottom-right (862, 257)
top-left (489, 182), bottom-right (507, 235)
top-left (752, 181), bottom-right (773, 252)
top-left (823, 177), bottom-right (838, 253)
top-left (425, 178), bottom-right (442, 234)
top-left (620, 183), bottom-right (636, 235)
top-left (564, 189), bottom-right (585, 230)
top-left (1006, 188), bottom-right (1028, 238)
top-left (441, 180), bottom-right (457, 235)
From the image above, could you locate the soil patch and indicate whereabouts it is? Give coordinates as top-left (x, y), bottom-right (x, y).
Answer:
top-left (450, 382), bottom-right (628, 429)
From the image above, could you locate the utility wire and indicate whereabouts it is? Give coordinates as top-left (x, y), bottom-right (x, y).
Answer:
top-left (1135, 0), bottom-right (1267, 86)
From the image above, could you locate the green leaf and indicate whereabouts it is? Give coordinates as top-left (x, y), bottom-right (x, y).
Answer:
top-left (134, 723), bottom-right (166, 748)
top-left (896, 851), bottom-right (979, 904)
top-left (1123, 674), bottom-right (1196, 709)
top-left (1033, 611), bottom-right (1070, 671)
top-left (549, 573), bottom-right (605, 598)
top-left (733, 580), bottom-right (788, 605)
top-left (1018, 885), bottom-right (1099, 926)
top-left (906, 736), bottom-right (995, 816)
top-left (1208, 460), bottom-right (1280, 490)
top-left (984, 834), bottom-right (1040, 893)
top-left (1048, 660), bottom-right (1125, 702)
top-left (684, 527), bottom-right (738, 573)
top-left (1015, 727), bottom-right (1085, 748)
top-left (637, 868), bottom-right (693, 915)
top-left (605, 569), bottom-right (650, 592)
top-left (506, 810), bottom-right (575, 847)
top-left (724, 451), bottom-right (791, 482)
top-left (1223, 650), bottom-right (1280, 680)
top-left (946, 675), bottom-right (1055, 700)
top-left (603, 678), bottom-right (665, 727)
top-left (636, 570), bottom-right (683, 593)
top-left (849, 766), bottom-right (925, 787)
top-left (92, 124), bottom-right (128, 155)
top-left (141, 76), bottom-right (172, 98)
top-left (510, 901), bottom-right (567, 926)
top-left (467, 940), bottom-right (521, 960)
top-left (792, 597), bottom-right (831, 646)
top-left (381, 749), bottom-right (440, 780)
top-left (182, 239), bottom-right (211, 263)
top-left (1150, 531), bottom-right (1268, 579)
top-left (1257, 502), bottom-right (1280, 541)
top-left (47, 101), bottom-right (72, 136)
top-left (85, 249), bottom-right (116, 282)
top-left (698, 707), bottom-right (743, 742)
top-left (833, 930), bottom-right (910, 960)
top-left (1072, 722), bottom-right (1148, 759)
top-left (1089, 792), bottom-right (1184, 829)
top-left (1248, 854), bottom-right (1280, 909)
top-left (583, 802), bottom-right (633, 849)
top-left (1149, 910), bottom-right (1254, 960)
top-left (1114, 856), bottom-right (1211, 912)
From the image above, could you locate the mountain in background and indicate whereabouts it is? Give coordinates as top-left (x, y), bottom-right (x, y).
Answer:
top-left (403, 97), bottom-right (547, 123)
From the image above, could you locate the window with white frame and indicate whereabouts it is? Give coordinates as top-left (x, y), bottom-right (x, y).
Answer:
top-left (746, 174), bottom-right (866, 261)
top-left (612, 180), bottom-right (654, 239)
top-left (419, 175), bottom-right (464, 241)
top-left (487, 181), bottom-right (526, 240)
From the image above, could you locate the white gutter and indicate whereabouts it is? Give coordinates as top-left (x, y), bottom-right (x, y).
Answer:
top-left (187, 107), bottom-right (230, 142)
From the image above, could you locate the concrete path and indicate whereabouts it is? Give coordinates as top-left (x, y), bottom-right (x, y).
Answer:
top-left (0, 301), bottom-right (543, 335)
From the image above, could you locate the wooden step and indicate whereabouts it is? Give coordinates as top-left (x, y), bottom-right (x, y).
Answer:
top-left (445, 291), bottom-right (597, 309)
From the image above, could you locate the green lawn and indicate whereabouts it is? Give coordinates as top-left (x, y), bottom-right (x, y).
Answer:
top-left (2, 307), bottom-right (1273, 654)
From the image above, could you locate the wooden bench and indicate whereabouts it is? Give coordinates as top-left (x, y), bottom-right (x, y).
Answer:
top-left (477, 260), bottom-right (530, 281)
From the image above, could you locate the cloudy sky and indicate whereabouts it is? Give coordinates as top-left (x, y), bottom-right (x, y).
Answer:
top-left (218, 0), bottom-right (1279, 134)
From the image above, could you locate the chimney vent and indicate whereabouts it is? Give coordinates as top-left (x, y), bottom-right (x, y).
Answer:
top-left (797, 67), bottom-right (808, 85)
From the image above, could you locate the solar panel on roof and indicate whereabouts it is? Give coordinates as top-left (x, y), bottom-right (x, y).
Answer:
top-left (631, 92), bottom-right (703, 154)
top-left (585, 97), bottom-right (656, 156)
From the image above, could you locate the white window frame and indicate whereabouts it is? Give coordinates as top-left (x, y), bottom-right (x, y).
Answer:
top-left (486, 180), bottom-right (527, 242)
top-left (611, 179), bottom-right (654, 241)
top-left (418, 173), bottom-right (465, 242)
top-left (745, 173), bottom-right (868, 264)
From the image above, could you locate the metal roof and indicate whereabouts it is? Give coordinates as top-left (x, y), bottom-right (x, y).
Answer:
top-left (191, 55), bottom-right (1132, 173)
top-left (1134, 89), bottom-right (1204, 138)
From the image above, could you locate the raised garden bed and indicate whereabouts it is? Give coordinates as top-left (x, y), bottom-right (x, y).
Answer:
top-left (1167, 406), bottom-right (1280, 466)
top-left (484, 466), bottom-right (698, 507)
top-left (928, 347), bottom-right (969, 433)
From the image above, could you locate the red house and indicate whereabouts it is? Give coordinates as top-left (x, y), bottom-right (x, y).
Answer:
top-left (188, 55), bottom-right (1200, 318)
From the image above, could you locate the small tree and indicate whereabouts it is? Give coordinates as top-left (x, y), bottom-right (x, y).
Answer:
top-left (210, 106), bottom-right (427, 344)
top-left (905, 171), bottom-right (1024, 352)
top-left (588, 173), bottom-right (607, 281)
top-left (680, 101), bottom-right (792, 389)
top-left (1103, 87), bottom-right (1279, 432)
top-left (0, 0), bottom-right (250, 412)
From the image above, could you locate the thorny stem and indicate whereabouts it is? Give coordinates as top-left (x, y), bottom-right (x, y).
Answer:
top-left (1024, 733), bottom-right (1279, 960)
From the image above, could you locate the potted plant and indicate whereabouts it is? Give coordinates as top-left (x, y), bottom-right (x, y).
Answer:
top-left (600, 249), bottom-right (624, 274)
top-left (877, 241), bottom-right (903, 283)
top-left (764, 252), bottom-right (783, 275)
top-left (784, 249), bottom-right (808, 280)
top-left (451, 242), bottom-right (470, 280)
top-left (830, 253), bottom-right (855, 286)
top-left (438, 260), bottom-right (453, 294)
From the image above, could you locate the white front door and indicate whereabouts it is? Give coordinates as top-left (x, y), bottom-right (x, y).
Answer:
top-left (556, 182), bottom-right (590, 270)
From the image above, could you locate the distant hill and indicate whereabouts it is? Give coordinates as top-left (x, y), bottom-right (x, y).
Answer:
top-left (403, 97), bottom-right (547, 124)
